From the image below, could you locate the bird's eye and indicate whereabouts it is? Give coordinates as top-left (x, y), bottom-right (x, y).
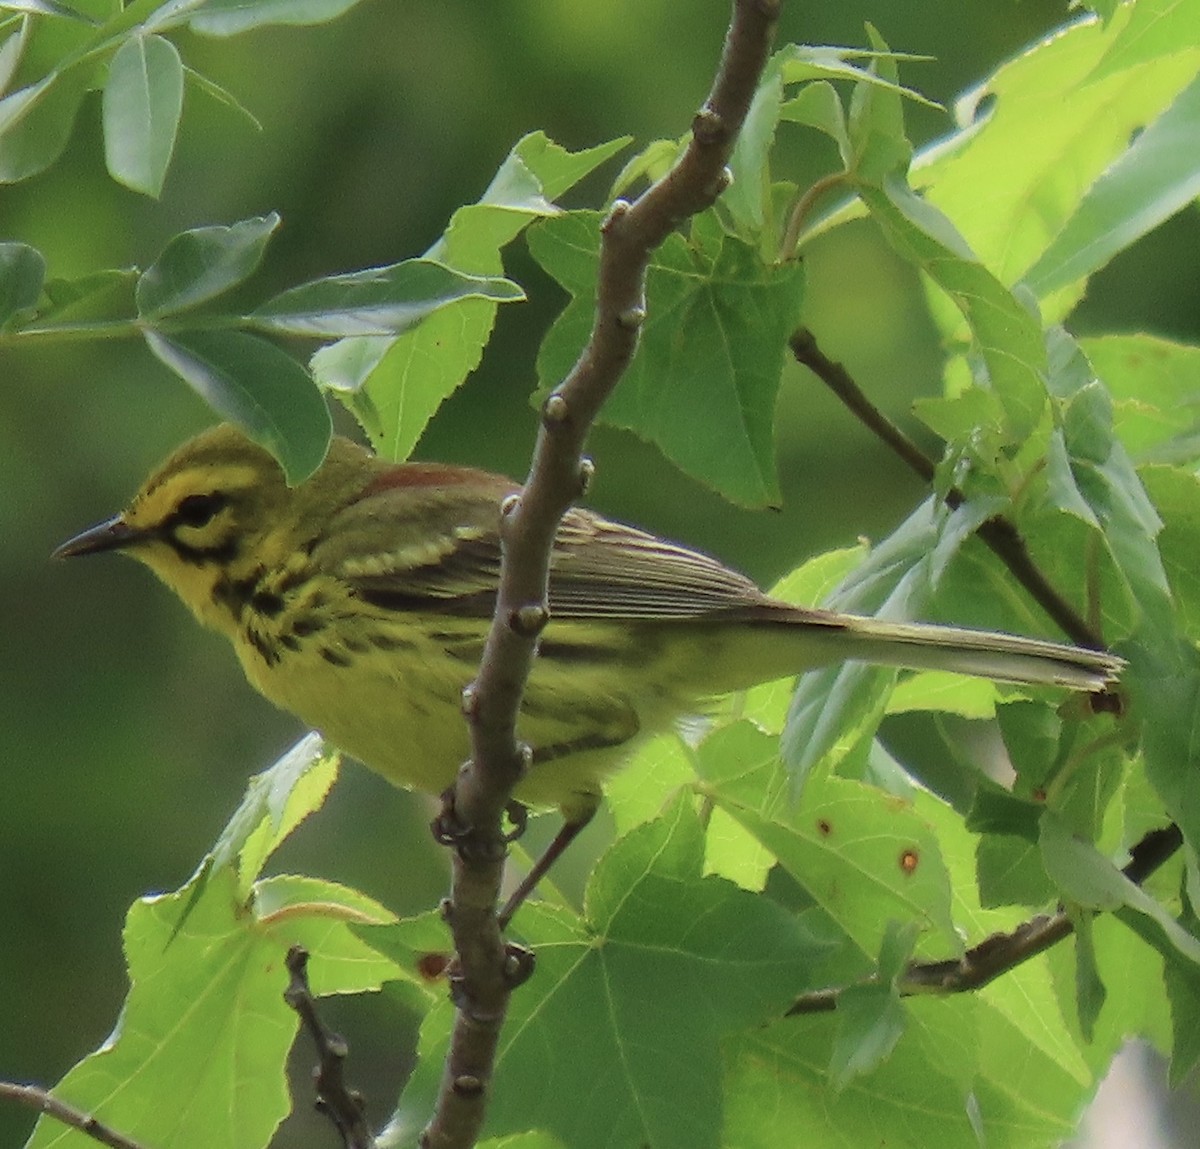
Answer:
top-left (173, 492), bottom-right (228, 529)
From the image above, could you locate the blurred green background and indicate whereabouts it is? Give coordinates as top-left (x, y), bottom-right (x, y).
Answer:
top-left (3, 2), bottom-right (1198, 1146)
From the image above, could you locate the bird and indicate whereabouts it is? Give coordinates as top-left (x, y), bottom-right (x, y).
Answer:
top-left (55, 423), bottom-right (1123, 919)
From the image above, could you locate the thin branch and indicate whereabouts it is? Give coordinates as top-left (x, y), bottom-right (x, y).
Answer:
top-left (423, 3), bottom-right (783, 1148)
top-left (283, 946), bottom-right (374, 1149)
top-left (788, 327), bottom-right (1105, 649)
top-left (787, 823), bottom-right (1183, 1014)
top-left (0, 1082), bottom-right (149, 1149)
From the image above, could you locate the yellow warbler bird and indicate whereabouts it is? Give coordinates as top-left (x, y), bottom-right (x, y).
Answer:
top-left (56, 425), bottom-right (1121, 911)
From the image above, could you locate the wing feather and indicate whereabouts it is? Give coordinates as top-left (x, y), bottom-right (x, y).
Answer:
top-left (326, 477), bottom-right (767, 621)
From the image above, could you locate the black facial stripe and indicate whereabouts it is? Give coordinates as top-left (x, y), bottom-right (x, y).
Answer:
top-left (165, 534), bottom-right (241, 566)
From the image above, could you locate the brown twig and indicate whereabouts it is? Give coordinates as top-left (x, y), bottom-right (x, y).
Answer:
top-left (0, 1081), bottom-right (149, 1149)
top-left (422, 4), bottom-right (784, 1148)
top-left (787, 823), bottom-right (1183, 1014)
top-left (283, 946), bottom-right (373, 1149)
top-left (788, 327), bottom-right (1104, 649)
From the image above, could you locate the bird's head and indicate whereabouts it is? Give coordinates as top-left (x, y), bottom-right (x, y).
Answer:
top-left (54, 425), bottom-right (372, 635)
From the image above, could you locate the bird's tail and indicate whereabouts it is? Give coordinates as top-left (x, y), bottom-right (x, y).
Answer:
top-left (822, 614), bottom-right (1123, 691)
top-left (707, 604), bottom-right (1124, 694)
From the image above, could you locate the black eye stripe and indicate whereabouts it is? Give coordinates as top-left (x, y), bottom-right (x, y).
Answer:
top-left (171, 492), bottom-right (229, 530)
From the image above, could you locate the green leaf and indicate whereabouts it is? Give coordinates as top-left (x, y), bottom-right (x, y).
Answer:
top-left (136, 215), bottom-right (280, 317)
top-left (391, 795), bottom-right (826, 1149)
top-left (1089, 0), bottom-right (1200, 80)
top-left (1150, 896), bottom-right (1200, 1084)
top-left (1040, 810), bottom-right (1200, 963)
top-left (699, 727), bottom-right (958, 960)
top-left (1069, 908), bottom-right (1106, 1043)
top-left (28, 863), bottom-right (398, 1149)
top-left (914, 14), bottom-right (1199, 319)
top-left (1141, 467), bottom-right (1200, 639)
top-left (36, 267), bottom-right (138, 324)
top-left (1125, 637), bottom-right (1200, 873)
top-left (186, 0), bottom-right (367, 37)
top-left (531, 210), bottom-right (804, 507)
top-left (1082, 333), bottom-right (1200, 465)
top-left (781, 496), bottom-right (1002, 781)
top-left (320, 296), bottom-right (500, 458)
top-left (828, 921), bottom-right (918, 1088)
top-left (1042, 327), bottom-right (1172, 624)
top-left (1023, 74), bottom-right (1200, 298)
top-left (859, 173), bottom-right (1047, 444)
top-left (723, 70), bottom-right (782, 237)
top-left (102, 32), bottom-right (183, 197)
top-left (0, 0), bottom-right (96, 22)
top-left (0, 16), bottom-right (28, 96)
top-left (772, 42), bottom-right (939, 111)
top-left (0, 240), bottom-right (44, 327)
top-left (886, 671), bottom-right (999, 720)
top-left (209, 732), bottom-right (339, 896)
top-left (143, 328), bottom-right (332, 482)
top-left (0, 67), bottom-right (88, 182)
top-left (846, 25), bottom-right (914, 183)
top-left (976, 833), bottom-right (1055, 909)
top-left (182, 62), bottom-right (263, 132)
top-left (252, 258), bottom-right (523, 338)
top-left (779, 80), bottom-right (850, 161)
top-left (323, 132), bottom-right (625, 457)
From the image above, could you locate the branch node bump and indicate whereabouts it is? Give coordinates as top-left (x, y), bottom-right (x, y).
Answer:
top-left (503, 943), bottom-right (537, 987)
top-left (509, 603), bottom-right (549, 637)
top-left (577, 457), bottom-right (595, 495)
top-left (616, 304), bottom-right (647, 330)
top-left (692, 105), bottom-right (725, 142)
top-left (707, 165), bottom-right (734, 199)
top-left (499, 493), bottom-right (521, 518)
top-left (542, 392), bottom-right (570, 425)
top-left (601, 199), bottom-right (631, 232)
top-left (460, 684), bottom-right (479, 717)
top-left (452, 1075), bottom-right (485, 1098)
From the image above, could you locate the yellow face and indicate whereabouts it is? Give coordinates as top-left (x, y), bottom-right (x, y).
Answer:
top-left (54, 427), bottom-right (306, 638)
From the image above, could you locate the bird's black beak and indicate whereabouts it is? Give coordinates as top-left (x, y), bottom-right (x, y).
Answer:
top-left (53, 516), bottom-right (145, 559)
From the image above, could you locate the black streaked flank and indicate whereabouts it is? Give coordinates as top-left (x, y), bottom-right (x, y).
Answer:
top-left (250, 590), bottom-right (284, 617)
top-left (246, 628), bottom-right (280, 667)
top-left (539, 638), bottom-right (625, 664)
top-left (367, 632), bottom-right (412, 651)
top-left (212, 569), bottom-right (265, 615)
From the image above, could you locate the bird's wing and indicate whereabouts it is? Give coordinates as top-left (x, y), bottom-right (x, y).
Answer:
top-left (327, 474), bottom-right (768, 621)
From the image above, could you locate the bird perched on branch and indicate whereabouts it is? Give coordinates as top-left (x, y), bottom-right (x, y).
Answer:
top-left (56, 424), bottom-right (1122, 918)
